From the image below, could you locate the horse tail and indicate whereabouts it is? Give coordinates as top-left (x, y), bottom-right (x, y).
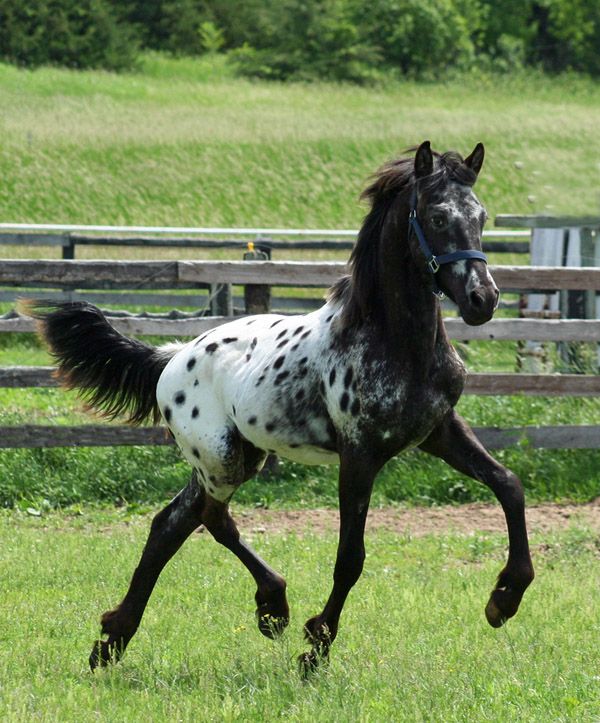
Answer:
top-left (19, 300), bottom-right (183, 425)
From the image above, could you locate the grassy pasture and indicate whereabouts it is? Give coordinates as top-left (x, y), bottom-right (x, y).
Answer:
top-left (1, 54), bottom-right (600, 235)
top-left (0, 54), bottom-right (599, 508)
top-left (0, 511), bottom-right (598, 722)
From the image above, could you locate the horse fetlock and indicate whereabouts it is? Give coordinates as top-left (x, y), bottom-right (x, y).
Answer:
top-left (100, 607), bottom-right (138, 639)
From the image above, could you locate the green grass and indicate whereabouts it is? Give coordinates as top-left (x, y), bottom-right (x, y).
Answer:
top-left (0, 510), bottom-right (598, 721)
top-left (1, 54), bottom-right (600, 240)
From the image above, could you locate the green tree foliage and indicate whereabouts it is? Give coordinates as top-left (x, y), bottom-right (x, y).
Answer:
top-left (0, 0), bottom-right (138, 70)
top-left (0, 0), bottom-right (599, 79)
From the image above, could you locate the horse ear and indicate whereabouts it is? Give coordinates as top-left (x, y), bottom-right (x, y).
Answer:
top-left (414, 140), bottom-right (433, 179)
top-left (464, 142), bottom-right (485, 176)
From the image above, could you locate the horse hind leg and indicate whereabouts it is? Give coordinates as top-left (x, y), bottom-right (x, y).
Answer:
top-left (89, 474), bottom-right (205, 670)
top-left (201, 496), bottom-right (289, 639)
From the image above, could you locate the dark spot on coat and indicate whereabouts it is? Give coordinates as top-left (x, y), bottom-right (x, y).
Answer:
top-left (275, 370), bottom-right (290, 385)
top-left (205, 342), bottom-right (218, 354)
top-left (251, 337), bottom-right (258, 349)
top-left (326, 315), bottom-right (333, 322)
top-left (187, 357), bottom-right (196, 371)
top-left (299, 357), bottom-right (308, 365)
top-left (245, 354), bottom-right (252, 362)
top-left (329, 368), bottom-right (336, 386)
top-left (246, 319), bottom-right (256, 325)
top-left (191, 406), bottom-right (199, 419)
top-left (340, 392), bottom-right (349, 412)
top-left (265, 422), bottom-right (276, 432)
top-left (352, 380), bottom-right (358, 392)
top-left (298, 366), bottom-right (308, 378)
top-left (291, 344), bottom-right (299, 351)
top-left (300, 330), bottom-right (311, 339)
top-left (174, 392), bottom-right (186, 405)
top-left (344, 367), bottom-right (354, 388)
top-left (223, 337), bottom-right (238, 344)
top-left (192, 447), bottom-right (200, 459)
top-left (248, 416), bottom-right (257, 425)
top-left (194, 379), bottom-right (199, 386)
top-left (277, 339), bottom-right (288, 349)
top-left (164, 406), bottom-right (172, 422)
top-left (256, 375), bottom-right (265, 387)
top-left (274, 355), bottom-right (285, 369)
top-left (295, 388), bottom-right (305, 401)
top-left (270, 319), bottom-right (283, 328)
top-left (231, 405), bottom-right (236, 416)
top-left (350, 398), bottom-right (361, 416)
top-left (293, 326), bottom-right (304, 336)
top-left (276, 329), bottom-right (287, 340)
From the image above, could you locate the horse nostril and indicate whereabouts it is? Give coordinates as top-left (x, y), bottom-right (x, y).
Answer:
top-left (469, 289), bottom-right (485, 309)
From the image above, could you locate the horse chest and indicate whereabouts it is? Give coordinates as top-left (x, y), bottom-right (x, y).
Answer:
top-left (328, 342), bottom-right (465, 455)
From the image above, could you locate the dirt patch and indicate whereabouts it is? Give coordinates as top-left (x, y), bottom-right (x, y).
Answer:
top-left (232, 499), bottom-right (600, 537)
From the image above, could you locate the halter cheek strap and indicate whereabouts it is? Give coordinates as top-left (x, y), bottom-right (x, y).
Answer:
top-left (408, 189), bottom-right (488, 299)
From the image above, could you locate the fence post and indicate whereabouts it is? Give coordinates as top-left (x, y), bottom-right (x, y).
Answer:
top-left (61, 234), bottom-right (76, 302)
top-left (244, 239), bottom-right (271, 315)
top-left (210, 283), bottom-right (233, 317)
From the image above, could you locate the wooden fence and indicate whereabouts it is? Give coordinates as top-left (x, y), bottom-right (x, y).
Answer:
top-left (1, 258), bottom-right (599, 450)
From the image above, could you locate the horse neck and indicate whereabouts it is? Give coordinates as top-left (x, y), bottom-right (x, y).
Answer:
top-left (376, 202), bottom-right (442, 363)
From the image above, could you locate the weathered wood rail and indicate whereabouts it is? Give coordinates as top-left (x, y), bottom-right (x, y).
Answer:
top-left (2, 259), bottom-right (600, 290)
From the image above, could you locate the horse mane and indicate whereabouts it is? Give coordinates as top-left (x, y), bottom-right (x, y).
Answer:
top-left (329, 149), bottom-right (477, 328)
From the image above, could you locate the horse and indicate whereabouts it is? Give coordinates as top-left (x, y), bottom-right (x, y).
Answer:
top-left (23, 141), bottom-right (534, 675)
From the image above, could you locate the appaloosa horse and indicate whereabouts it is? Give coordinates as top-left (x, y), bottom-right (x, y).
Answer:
top-left (25, 141), bottom-right (534, 674)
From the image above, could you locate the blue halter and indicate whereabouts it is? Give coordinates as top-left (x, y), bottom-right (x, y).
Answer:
top-left (408, 189), bottom-right (488, 299)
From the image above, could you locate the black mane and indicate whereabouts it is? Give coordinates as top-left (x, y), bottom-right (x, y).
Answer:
top-left (329, 149), bottom-right (477, 327)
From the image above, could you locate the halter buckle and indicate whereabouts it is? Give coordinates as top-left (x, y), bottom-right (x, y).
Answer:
top-left (427, 256), bottom-right (440, 274)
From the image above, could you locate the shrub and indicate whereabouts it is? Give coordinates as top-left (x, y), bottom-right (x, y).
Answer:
top-left (0, 0), bottom-right (138, 71)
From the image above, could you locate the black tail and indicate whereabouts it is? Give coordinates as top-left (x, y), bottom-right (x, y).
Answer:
top-left (20, 300), bottom-right (179, 425)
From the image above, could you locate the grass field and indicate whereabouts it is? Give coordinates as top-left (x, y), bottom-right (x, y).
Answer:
top-left (1, 54), bottom-right (600, 235)
top-left (0, 510), bottom-right (598, 722)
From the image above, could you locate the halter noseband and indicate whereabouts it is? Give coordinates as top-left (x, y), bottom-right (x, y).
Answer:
top-left (408, 188), bottom-right (488, 299)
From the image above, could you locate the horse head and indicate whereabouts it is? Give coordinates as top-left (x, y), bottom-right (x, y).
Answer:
top-left (409, 141), bottom-right (499, 326)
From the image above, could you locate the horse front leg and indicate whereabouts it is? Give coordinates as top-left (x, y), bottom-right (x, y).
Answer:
top-left (89, 474), bottom-right (205, 670)
top-left (299, 451), bottom-right (378, 675)
top-left (419, 409), bottom-right (534, 627)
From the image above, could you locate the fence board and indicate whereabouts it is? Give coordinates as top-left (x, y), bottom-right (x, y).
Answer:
top-left (0, 423), bottom-right (597, 449)
top-left (2, 366), bottom-right (599, 396)
top-left (2, 260), bottom-right (600, 291)
top-left (464, 373), bottom-right (600, 396)
top-left (3, 314), bottom-right (600, 341)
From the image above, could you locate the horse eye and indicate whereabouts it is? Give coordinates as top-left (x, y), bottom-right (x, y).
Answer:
top-left (431, 214), bottom-right (446, 229)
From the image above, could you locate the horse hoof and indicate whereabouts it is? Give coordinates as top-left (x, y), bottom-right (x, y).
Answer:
top-left (297, 651), bottom-right (321, 678)
top-left (256, 608), bottom-right (289, 639)
top-left (485, 599), bottom-right (506, 628)
top-left (89, 639), bottom-right (112, 671)
top-left (89, 638), bottom-right (125, 671)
